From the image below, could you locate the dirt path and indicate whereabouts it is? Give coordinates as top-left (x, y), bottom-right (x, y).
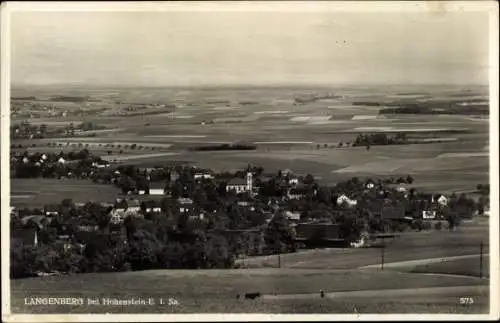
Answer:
top-left (358, 254), bottom-right (482, 269)
top-left (261, 285), bottom-right (488, 300)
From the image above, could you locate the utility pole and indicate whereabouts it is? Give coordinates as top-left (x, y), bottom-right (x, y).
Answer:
top-left (381, 239), bottom-right (385, 270)
top-left (276, 240), bottom-right (281, 269)
top-left (479, 242), bottom-right (483, 278)
top-left (278, 251), bottom-right (281, 268)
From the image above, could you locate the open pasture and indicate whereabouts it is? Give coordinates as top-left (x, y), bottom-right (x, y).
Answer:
top-left (410, 255), bottom-right (490, 278)
top-left (10, 179), bottom-right (123, 207)
top-left (10, 267), bottom-right (487, 314)
top-left (237, 221), bottom-right (488, 270)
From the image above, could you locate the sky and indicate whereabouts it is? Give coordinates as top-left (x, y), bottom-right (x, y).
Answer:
top-left (10, 7), bottom-right (491, 87)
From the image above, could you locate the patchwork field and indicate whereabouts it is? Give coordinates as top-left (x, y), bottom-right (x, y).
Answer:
top-left (10, 179), bottom-right (123, 207)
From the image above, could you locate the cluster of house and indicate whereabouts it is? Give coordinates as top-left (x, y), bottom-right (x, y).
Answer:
top-left (12, 162), bottom-right (486, 254)
top-left (11, 151), bottom-right (110, 176)
top-left (108, 196), bottom-right (204, 224)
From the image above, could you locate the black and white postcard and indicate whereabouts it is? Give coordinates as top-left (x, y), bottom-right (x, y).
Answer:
top-left (1, 1), bottom-right (498, 321)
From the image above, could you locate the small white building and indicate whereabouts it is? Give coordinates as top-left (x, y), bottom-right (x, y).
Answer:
top-left (336, 194), bottom-right (358, 207)
top-left (422, 210), bottom-right (436, 219)
top-left (395, 184), bottom-right (408, 193)
top-left (149, 183), bottom-right (165, 195)
top-left (57, 157), bottom-right (66, 164)
top-left (127, 200), bottom-right (141, 213)
top-left (365, 180), bottom-right (376, 189)
top-left (194, 173), bottom-right (214, 180)
top-left (285, 211), bottom-right (301, 221)
top-left (288, 177), bottom-right (299, 186)
top-left (437, 195), bottom-right (448, 206)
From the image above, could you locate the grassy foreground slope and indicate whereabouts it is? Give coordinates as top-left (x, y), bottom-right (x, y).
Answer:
top-left (11, 268), bottom-right (488, 314)
top-left (10, 221), bottom-right (490, 314)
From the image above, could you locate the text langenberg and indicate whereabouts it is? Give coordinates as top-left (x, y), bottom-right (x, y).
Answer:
top-left (24, 297), bottom-right (85, 306)
top-left (24, 297), bottom-right (168, 306)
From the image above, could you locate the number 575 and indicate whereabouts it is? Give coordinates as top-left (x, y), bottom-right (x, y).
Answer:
top-left (459, 297), bottom-right (474, 305)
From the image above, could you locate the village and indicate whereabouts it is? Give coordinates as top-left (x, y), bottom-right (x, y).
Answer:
top-left (10, 147), bottom-right (490, 278)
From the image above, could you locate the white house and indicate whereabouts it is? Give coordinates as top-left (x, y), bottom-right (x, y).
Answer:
top-left (194, 173), bottom-right (214, 180)
top-left (287, 186), bottom-right (311, 200)
top-left (127, 200), bottom-right (141, 213)
top-left (44, 205), bottom-right (59, 216)
top-left (422, 210), bottom-right (436, 219)
top-left (149, 183), bottom-right (165, 195)
top-left (150, 206), bottom-right (162, 213)
top-left (109, 212), bottom-right (124, 224)
top-left (285, 211), bottom-right (301, 221)
top-left (92, 161), bottom-right (109, 168)
top-left (288, 177), bottom-right (299, 186)
top-left (365, 180), bottom-right (376, 189)
top-left (226, 172), bottom-right (253, 194)
top-left (57, 157), bottom-right (66, 164)
top-left (336, 194), bottom-right (358, 207)
top-left (437, 195), bottom-right (448, 206)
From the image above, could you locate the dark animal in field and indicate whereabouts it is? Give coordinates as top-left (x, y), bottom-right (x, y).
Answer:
top-left (244, 292), bottom-right (261, 300)
top-left (320, 290), bottom-right (325, 298)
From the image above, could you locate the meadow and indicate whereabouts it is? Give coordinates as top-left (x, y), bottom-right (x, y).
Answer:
top-left (410, 255), bottom-right (490, 278)
top-left (237, 220), bottom-right (489, 270)
top-left (10, 179), bottom-right (123, 207)
top-left (10, 267), bottom-right (488, 314)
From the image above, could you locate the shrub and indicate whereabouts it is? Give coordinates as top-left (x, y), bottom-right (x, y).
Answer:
top-left (422, 221), bottom-right (432, 231)
top-left (412, 219), bottom-right (423, 231)
top-left (434, 221), bottom-right (442, 231)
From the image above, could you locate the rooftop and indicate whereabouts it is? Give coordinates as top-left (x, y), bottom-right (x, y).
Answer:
top-left (227, 178), bottom-right (248, 186)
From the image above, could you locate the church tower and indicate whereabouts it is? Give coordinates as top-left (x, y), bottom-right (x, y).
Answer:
top-left (246, 172), bottom-right (253, 192)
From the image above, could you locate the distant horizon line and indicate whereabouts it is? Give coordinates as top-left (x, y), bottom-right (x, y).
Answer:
top-left (11, 82), bottom-right (489, 90)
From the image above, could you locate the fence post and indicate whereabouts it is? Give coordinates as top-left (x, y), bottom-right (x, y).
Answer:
top-left (381, 240), bottom-right (385, 270)
top-left (479, 240), bottom-right (483, 279)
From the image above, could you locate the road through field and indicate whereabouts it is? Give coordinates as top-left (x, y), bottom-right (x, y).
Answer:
top-left (261, 285), bottom-right (488, 301)
top-left (359, 254), bottom-right (482, 269)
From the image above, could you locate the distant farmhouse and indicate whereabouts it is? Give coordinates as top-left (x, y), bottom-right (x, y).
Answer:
top-left (148, 183), bottom-right (165, 196)
top-left (336, 194), bottom-right (358, 207)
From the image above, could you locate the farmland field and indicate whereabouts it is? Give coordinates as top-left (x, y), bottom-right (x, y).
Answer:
top-left (10, 179), bottom-right (123, 207)
top-left (410, 256), bottom-right (490, 278)
top-left (11, 85), bottom-right (489, 197)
